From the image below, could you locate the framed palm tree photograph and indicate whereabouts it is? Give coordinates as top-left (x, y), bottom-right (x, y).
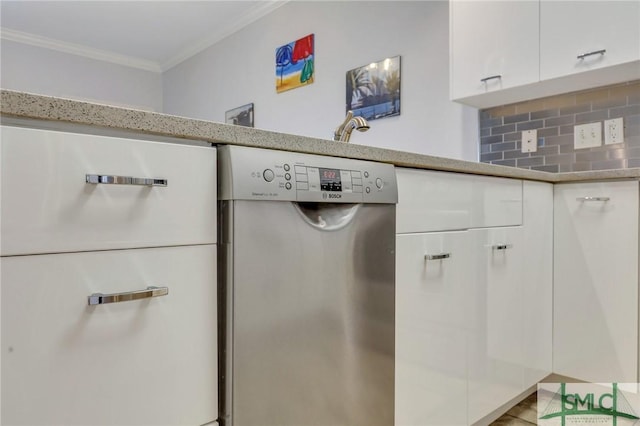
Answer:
top-left (346, 56), bottom-right (401, 121)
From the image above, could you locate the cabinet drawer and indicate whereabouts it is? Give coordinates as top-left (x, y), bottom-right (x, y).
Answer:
top-left (1, 245), bottom-right (217, 426)
top-left (396, 168), bottom-right (522, 233)
top-left (473, 174), bottom-right (522, 228)
top-left (1, 126), bottom-right (216, 255)
top-left (397, 169), bottom-right (473, 233)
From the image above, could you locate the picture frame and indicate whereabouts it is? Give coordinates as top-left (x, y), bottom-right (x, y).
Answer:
top-left (276, 34), bottom-right (315, 93)
top-left (225, 103), bottom-right (254, 127)
top-left (346, 56), bottom-right (401, 121)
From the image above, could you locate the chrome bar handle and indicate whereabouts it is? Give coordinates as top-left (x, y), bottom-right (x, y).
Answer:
top-left (576, 196), bottom-right (610, 202)
top-left (480, 75), bottom-right (502, 83)
top-left (88, 286), bottom-right (169, 306)
top-left (425, 253), bottom-right (451, 261)
top-left (577, 49), bottom-right (606, 60)
top-left (86, 174), bottom-right (168, 187)
top-left (492, 244), bottom-right (513, 251)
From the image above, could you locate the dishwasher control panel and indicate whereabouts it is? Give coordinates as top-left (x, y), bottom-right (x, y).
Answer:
top-left (218, 145), bottom-right (397, 203)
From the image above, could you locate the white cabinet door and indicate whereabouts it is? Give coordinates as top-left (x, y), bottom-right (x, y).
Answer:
top-left (396, 231), bottom-right (470, 426)
top-left (450, 0), bottom-right (539, 100)
top-left (522, 181), bottom-right (553, 386)
top-left (554, 181), bottom-right (639, 383)
top-left (1, 245), bottom-right (218, 426)
top-left (0, 125), bottom-right (216, 255)
top-left (540, 1), bottom-right (640, 81)
top-left (468, 227), bottom-right (525, 424)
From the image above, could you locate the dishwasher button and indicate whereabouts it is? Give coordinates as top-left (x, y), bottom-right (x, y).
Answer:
top-left (366, 187), bottom-right (371, 193)
top-left (263, 169), bottom-right (275, 182)
top-left (285, 182), bottom-right (292, 190)
top-left (375, 178), bottom-right (383, 189)
top-left (284, 164), bottom-right (290, 171)
top-left (285, 173), bottom-right (291, 180)
top-left (364, 171), bottom-right (369, 178)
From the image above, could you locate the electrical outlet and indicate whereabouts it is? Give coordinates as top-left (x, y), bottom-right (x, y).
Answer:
top-left (574, 122), bottom-right (602, 149)
top-left (604, 117), bottom-right (624, 145)
top-left (521, 129), bottom-right (537, 153)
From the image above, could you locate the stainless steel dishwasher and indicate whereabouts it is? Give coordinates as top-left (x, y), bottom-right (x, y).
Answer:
top-left (217, 145), bottom-right (397, 426)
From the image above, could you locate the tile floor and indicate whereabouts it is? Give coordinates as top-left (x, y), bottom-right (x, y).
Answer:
top-left (491, 392), bottom-right (538, 425)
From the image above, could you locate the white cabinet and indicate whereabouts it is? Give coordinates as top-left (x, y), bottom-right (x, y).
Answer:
top-left (0, 125), bottom-right (216, 255)
top-left (1, 245), bottom-right (218, 426)
top-left (0, 125), bottom-right (218, 426)
top-left (450, 0), bottom-right (539, 100)
top-left (467, 227), bottom-right (525, 424)
top-left (540, 1), bottom-right (640, 81)
top-left (521, 181), bottom-right (553, 386)
top-left (396, 231), bottom-right (470, 426)
top-left (395, 169), bottom-right (552, 425)
top-left (451, 0), bottom-right (640, 108)
top-left (554, 180), bottom-right (639, 384)
top-left (396, 168), bottom-right (522, 234)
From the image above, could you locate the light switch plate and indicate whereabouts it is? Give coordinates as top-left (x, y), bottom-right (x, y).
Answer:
top-left (604, 117), bottom-right (624, 145)
top-left (574, 122), bottom-right (602, 149)
top-left (521, 130), bottom-right (537, 153)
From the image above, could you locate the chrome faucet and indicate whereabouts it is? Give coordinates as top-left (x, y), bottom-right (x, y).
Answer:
top-left (333, 111), bottom-right (370, 142)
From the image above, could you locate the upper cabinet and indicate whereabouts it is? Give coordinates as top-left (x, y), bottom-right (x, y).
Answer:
top-left (540, 1), bottom-right (640, 81)
top-left (450, 1), bottom-right (539, 101)
top-left (451, 0), bottom-right (640, 108)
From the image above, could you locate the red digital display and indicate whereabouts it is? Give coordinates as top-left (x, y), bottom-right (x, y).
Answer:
top-left (319, 168), bottom-right (342, 191)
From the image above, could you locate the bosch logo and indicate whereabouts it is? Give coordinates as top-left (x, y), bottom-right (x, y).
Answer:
top-left (328, 193), bottom-right (342, 199)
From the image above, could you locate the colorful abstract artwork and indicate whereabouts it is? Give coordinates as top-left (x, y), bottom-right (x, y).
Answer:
top-left (225, 103), bottom-right (254, 127)
top-left (346, 56), bottom-right (401, 121)
top-left (275, 34), bottom-right (314, 93)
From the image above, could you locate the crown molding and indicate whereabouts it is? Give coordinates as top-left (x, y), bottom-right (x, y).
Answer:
top-left (160, 0), bottom-right (289, 72)
top-left (1, 28), bottom-right (162, 73)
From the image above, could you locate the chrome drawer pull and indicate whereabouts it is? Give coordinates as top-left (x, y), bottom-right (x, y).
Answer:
top-left (86, 174), bottom-right (168, 187)
top-left (577, 49), bottom-right (606, 60)
top-left (576, 196), bottom-right (610, 202)
top-left (88, 286), bottom-right (169, 306)
top-left (480, 75), bottom-right (502, 83)
top-left (492, 244), bottom-right (513, 250)
top-left (425, 253), bottom-right (451, 261)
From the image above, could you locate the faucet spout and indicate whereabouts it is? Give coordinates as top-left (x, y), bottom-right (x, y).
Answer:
top-left (334, 111), bottom-right (370, 142)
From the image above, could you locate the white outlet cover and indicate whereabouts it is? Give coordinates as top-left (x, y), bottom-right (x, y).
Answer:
top-left (574, 122), bottom-right (602, 149)
top-left (522, 129), bottom-right (537, 153)
top-left (604, 117), bottom-right (624, 145)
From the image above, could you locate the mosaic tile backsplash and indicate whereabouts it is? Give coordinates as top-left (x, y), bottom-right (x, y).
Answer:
top-left (479, 81), bottom-right (640, 172)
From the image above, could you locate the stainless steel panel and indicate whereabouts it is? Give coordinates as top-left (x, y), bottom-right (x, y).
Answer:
top-left (217, 145), bottom-right (397, 204)
top-left (224, 200), bottom-right (395, 426)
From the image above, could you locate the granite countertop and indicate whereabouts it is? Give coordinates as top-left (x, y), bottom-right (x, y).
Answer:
top-left (2, 89), bottom-right (639, 183)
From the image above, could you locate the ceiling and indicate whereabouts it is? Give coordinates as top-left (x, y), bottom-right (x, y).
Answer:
top-left (0, 1), bottom-right (288, 72)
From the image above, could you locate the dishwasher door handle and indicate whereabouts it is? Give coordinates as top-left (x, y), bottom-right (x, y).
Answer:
top-left (88, 286), bottom-right (169, 306)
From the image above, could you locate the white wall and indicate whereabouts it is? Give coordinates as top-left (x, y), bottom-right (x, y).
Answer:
top-left (0, 39), bottom-right (163, 112)
top-left (163, 1), bottom-right (479, 161)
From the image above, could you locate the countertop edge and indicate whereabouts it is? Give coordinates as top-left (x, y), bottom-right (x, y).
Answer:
top-left (2, 89), bottom-right (639, 184)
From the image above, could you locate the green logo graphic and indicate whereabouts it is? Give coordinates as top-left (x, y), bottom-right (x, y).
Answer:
top-left (540, 383), bottom-right (639, 425)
